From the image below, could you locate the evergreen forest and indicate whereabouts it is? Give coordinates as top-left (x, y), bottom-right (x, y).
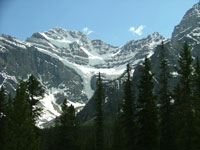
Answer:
top-left (1, 42), bottom-right (200, 150)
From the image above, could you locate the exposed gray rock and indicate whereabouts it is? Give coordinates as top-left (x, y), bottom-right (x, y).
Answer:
top-left (78, 2), bottom-right (200, 123)
top-left (172, 2), bottom-right (200, 43)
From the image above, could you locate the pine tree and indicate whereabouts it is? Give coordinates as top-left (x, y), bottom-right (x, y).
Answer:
top-left (159, 42), bottom-right (175, 150)
top-left (95, 73), bottom-right (104, 150)
top-left (27, 75), bottom-right (45, 105)
top-left (55, 98), bottom-right (69, 150)
top-left (0, 86), bottom-right (5, 115)
top-left (112, 107), bottom-right (123, 150)
top-left (174, 42), bottom-right (195, 150)
top-left (55, 98), bottom-right (77, 150)
top-left (0, 86), bottom-right (6, 149)
top-left (60, 98), bottom-right (68, 127)
top-left (137, 57), bottom-right (159, 150)
top-left (122, 64), bottom-right (136, 150)
top-left (193, 57), bottom-right (200, 149)
top-left (2, 93), bottom-right (13, 150)
top-left (4, 80), bottom-right (39, 150)
top-left (172, 83), bottom-right (183, 150)
top-left (26, 75), bottom-right (45, 122)
top-left (177, 42), bottom-right (193, 97)
top-left (194, 57), bottom-right (200, 99)
top-left (66, 104), bottom-right (77, 150)
top-left (173, 84), bottom-right (182, 106)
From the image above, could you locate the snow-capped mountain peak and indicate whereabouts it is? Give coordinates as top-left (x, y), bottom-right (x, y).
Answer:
top-left (172, 2), bottom-right (200, 42)
top-left (25, 28), bottom-right (165, 102)
top-left (0, 27), bottom-right (165, 128)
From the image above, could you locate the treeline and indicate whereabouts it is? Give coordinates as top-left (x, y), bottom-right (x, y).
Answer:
top-left (0, 75), bottom-right (45, 150)
top-left (83, 42), bottom-right (200, 150)
top-left (111, 42), bottom-right (200, 150)
top-left (1, 42), bottom-right (200, 150)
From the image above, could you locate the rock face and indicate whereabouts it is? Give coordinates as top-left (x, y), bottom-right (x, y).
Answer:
top-left (0, 34), bottom-right (86, 102)
top-left (0, 26), bottom-right (164, 127)
top-left (172, 2), bottom-right (200, 43)
top-left (2, 2), bottom-right (200, 127)
top-left (0, 34), bottom-right (87, 127)
top-left (78, 2), bottom-right (200, 123)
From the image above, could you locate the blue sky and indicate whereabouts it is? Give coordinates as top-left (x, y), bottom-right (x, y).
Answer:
top-left (0, 0), bottom-right (199, 46)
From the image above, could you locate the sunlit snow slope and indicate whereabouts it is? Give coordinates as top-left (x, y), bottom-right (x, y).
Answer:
top-left (27, 28), bottom-right (164, 100)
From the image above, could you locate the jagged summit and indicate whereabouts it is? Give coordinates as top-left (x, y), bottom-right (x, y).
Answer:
top-left (2, 28), bottom-right (165, 85)
top-left (172, 2), bottom-right (200, 41)
top-left (78, 2), bottom-right (200, 123)
top-left (26, 27), bottom-right (89, 49)
top-left (0, 26), bottom-right (165, 128)
top-left (47, 27), bottom-right (87, 41)
top-left (0, 2), bottom-right (199, 128)
top-left (24, 27), bottom-right (165, 101)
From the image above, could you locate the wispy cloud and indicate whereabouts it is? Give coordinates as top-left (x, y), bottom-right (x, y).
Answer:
top-left (129, 25), bottom-right (145, 36)
top-left (82, 27), bottom-right (94, 35)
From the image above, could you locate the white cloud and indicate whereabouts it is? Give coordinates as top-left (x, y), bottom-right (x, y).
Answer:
top-left (82, 27), bottom-right (94, 35)
top-left (129, 25), bottom-right (145, 36)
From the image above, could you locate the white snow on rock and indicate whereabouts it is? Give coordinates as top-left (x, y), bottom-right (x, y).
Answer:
top-left (28, 28), bottom-right (164, 100)
top-left (0, 27), bottom-right (165, 128)
top-left (171, 72), bottom-right (179, 77)
top-left (36, 87), bottom-right (86, 128)
top-left (26, 28), bottom-right (164, 128)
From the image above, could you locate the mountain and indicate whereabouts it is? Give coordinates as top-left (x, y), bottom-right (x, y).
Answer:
top-left (172, 2), bottom-right (200, 43)
top-left (77, 2), bottom-right (200, 123)
top-left (0, 26), bottom-right (164, 127)
top-left (2, 2), bottom-right (199, 128)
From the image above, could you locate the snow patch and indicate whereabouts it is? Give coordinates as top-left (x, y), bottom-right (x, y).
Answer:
top-left (36, 46), bottom-right (126, 99)
top-left (111, 49), bottom-right (121, 57)
top-left (67, 100), bottom-right (85, 113)
top-left (171, 72), bottom-right (178, 77)
top-left (0, 71), bottom-right (18, 83)
top-left (0, 45), bottom-right (6, 53)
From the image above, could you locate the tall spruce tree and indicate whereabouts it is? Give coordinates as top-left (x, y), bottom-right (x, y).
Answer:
top-left (159, 42), bottom-right (175, 150)
top-left (54, 98), bottom-right (69, 150)
top-left (2, 93), bottom-right (13, 150)
top-left (137, 57), bottom-right (159, 150)
top-left (122, 64), bottom-right (136, 150)
top-left (95, 73), bottom-right (104, 150)
top-left (174, 42), bottom-right (195, 150)
top-left (112, 108), bottom-right (123, 150)
top-left (194, 57), bottom-right (200, 101)
top-left (26, 75), bottom-right (45, 122)
top-left (66, 104), bottom-right (77, 150)
top-left (0, 86), bottom-right (5, 115)
top-left (55, 98), bottom-right (77, 150)
top-left (27, 75), bottom-right (45, 106)
top-left (4, 80), bottom-right (39, 150)
top-left (193, 57), bottom-right (200, 149)
top-left (0, 86), bottom-right (6, 149)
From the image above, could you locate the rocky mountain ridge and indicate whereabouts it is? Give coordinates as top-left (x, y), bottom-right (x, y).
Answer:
top-left (1, 2), bottom-right (199, 127)
top-left (77, 2), bottom-right (200, 123)
top-left (0, 27), bottom-right (164, 127)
